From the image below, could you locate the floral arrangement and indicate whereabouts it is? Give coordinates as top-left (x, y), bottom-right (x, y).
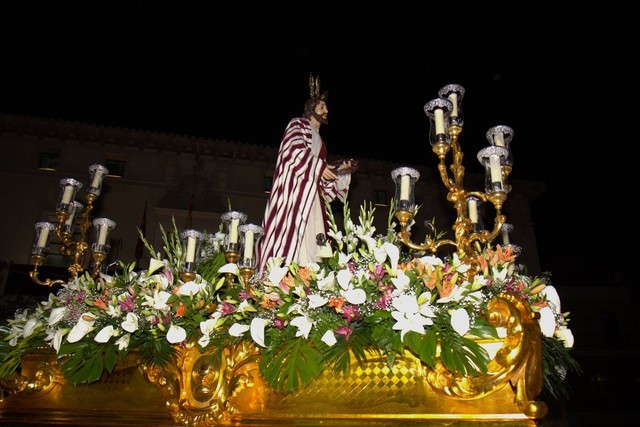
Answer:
top-left (0, 200), bottom-right (580, 401)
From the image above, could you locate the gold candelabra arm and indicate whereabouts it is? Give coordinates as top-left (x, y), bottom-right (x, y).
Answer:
top-left (29, 254), bottom-right (66, 287)
top-left (395, 210), bottom-right (458, 254)
top-left (468, 214), bottom-right (506, 248)
top-left (79, 193), bottom-right (97, 243)
top-left (437, 161), bottom-right (455, 192)
top-left (90, 252), bottom-right (106, 278)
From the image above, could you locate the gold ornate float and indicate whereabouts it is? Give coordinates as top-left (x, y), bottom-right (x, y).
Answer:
top-left (1, 291), bottom-right (544, 426)
top-left (0, 84), bottom-right (577, 426)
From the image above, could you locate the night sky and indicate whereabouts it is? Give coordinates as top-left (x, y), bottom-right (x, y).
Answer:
top-left (2, 8), bottom-right (635, 288)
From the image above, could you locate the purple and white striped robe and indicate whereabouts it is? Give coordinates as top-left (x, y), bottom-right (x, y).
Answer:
top-left (256, 117), bottom-right (350, 272)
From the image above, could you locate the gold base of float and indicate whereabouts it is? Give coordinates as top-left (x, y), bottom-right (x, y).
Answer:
top-left (0, 295), bottom-right (544, 426)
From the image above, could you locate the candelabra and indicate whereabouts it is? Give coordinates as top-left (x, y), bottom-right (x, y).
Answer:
top-left (393, 84), bottom-right (517, 272)
top-left (30, 164), bottom-right (114, 286)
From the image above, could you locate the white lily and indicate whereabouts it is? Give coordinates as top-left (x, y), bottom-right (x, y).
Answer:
top-left (147, 258), bottom-right (166, 276)
top-left (337, 269), bottom-right (353, 290)
top-left (143, 290), bottom-right (172, 312)
top-left (106, 303), bottom-right (123, 318)
top-left (121, 312), bottom-right (139, 333)
top-left (321, 330), bottom-right (337, 346)
top-left (316, 243), bottom-right (333, 258)
top-left (23, 318), bottom-right (41, 338)
top-left (67, 313), bottom-right (96, 343)
top-left (228, 323), bottom-right (250, 337)
top-left (383, 242), bottom-right (400, 273)
top-left (491, 266), bottom-right (508, 281)
top-left (556, 326), bottom-right (574, 348)
top-left (268, 266), bottom-right (288, 286)
top-left (421, 255), bottom-right (444, 268)
top-left (199, 318), bottom-right (217, 335)
top-left (391, 311), bottom-right (433, 340)
top-left (390, 270), bottom-right (411, 294)
top-left (115, 333), bottom-right (130, 350)
top-left (166, 324), bottom-right (187, 344)
top-left (290, 315), bottom-right (313, 339)
top-left (450, 308), bottom-right (470, 336)
top-left (250, 317), bottom-right (270, 348)
top-left (238, 300), bottom-right (257, 313)
top-left (337, 252), bottom-right (352, 266)
top-left (341, 288), bottom-right (366, 305)
top-left (94, 325), bottom-right (118, 343)
top-left (391, 293), bottom-right (435, 340)
top-left (218, 263), bottom-right (239, 276)
top-left (307, 294), bottom-right (329, 309)
top-left (177, 280), bottom-right (206, 296)
top-left (540, 285), bottom-right (561, 313)
top-left (436, 285), bottom-right (465, 303)
top-left (44, 327), bottom-right (67, 352)
top-left (538, 306), bottom-right (556, 337)
top-left (48, 307), bottom-right (67, 326)
top-left (316, 271), bottom-right (335, 291)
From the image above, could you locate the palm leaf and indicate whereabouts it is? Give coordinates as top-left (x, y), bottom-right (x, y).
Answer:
top-left (259, 339), bottom-right (324, 392)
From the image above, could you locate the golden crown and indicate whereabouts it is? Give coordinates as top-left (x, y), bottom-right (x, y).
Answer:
top-left (309, 73), bottom-right (327, 100)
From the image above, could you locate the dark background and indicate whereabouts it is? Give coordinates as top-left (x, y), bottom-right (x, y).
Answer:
top-left (1, 8), bottom-right (635, 289)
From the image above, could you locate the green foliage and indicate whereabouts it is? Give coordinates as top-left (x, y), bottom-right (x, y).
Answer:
top-left (541, 336), bottom-right (583, 402)
top-left (259, 338), bottom-right (325, 393)
top-left (58, 341), bottom-right (118, 384)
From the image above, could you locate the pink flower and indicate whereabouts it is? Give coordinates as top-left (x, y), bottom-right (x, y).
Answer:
top-left (335, 326), bottom-right (353, 340)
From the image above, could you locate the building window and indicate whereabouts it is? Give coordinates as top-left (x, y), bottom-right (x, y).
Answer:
top-left (105, 159), bottom-right (126, 178)
top-left (373, 189), bottom-right (388, 207)
top-left (263, 175), bottom-right (273, 194)
top-left (38, 152), bottom-right (60, 171)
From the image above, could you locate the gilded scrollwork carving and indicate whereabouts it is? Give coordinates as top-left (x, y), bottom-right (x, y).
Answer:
top-left (140, 341), bottom-right (262, 427)
top-left (425, 294), bottom-right (547, 419)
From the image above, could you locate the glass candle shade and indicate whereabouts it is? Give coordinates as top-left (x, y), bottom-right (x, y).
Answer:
top-left (477, 146), bottom-right (509, 194)
top-left (180, 229), bottom-right (205, 273)
top-left (92, 218), bottom-right (116, 255)
top-left (63, 201), bottom-right (84, 235)
top-left (221, 211), bottom-right (247, 253)
top-left (438, 84), bottom-right (465, 127)
top-left (500, 223), bottom-right (514, 246)
top-left (88, 164), bottom-right (109, 196)
top-left (391, 167), bottom-right (420, 213)
top-left (32, 222), bottom-right (55, 255)
top-left (238, 224), bottom-right (264, 269)
top-left (423, 97), bottom-right (453, 147)
top-left (486, 125), bottom-right (514, 167)
top-left (57, 178), bottom-right (83, 213)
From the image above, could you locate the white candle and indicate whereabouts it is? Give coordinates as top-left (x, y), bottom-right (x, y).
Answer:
top-left (501, 227), bottom-right (510, 245)
top-left (468, 199), bottom-right (478, 223)
top-left (448, 93), bottom-right (458, 118)
top-left (91, 170), bottom-right (104, 188)
top-left (61, 186), bottom-right (74, 204)
top-left (97, 225), bottom-right (109, 245)
top-left (37, 227), bottom-right (50, 247)
top-left (186, 236), bottom-right (196, 263)
top-left (65, 210), bottom-right (75, 226)
top-left (243, 230), bottom-right (254, 260)
top-left (434, 108), bottom-right (444, 135)
top-left (494, 131), bottom-right (505, 147)
top-left (399, 175), bottom-right (410, 201)
top-left (489, 155), bottom-right (502, 184)
top-left (229, 219), bottom-right (239, 244)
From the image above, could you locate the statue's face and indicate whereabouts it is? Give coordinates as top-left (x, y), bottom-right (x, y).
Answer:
top-left (313, 100), bottom-right (328, 125)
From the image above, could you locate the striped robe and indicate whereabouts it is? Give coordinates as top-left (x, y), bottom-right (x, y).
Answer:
top-left (256, 117), bottom-right (350, 272)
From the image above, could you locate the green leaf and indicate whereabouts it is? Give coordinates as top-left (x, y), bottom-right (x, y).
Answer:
top-left (259, 339), bottom-right (324, 393)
